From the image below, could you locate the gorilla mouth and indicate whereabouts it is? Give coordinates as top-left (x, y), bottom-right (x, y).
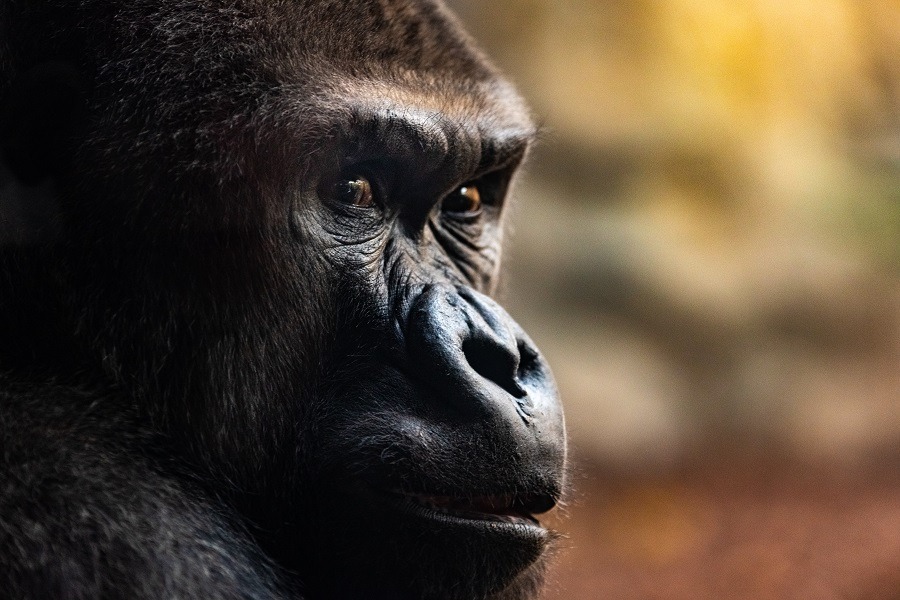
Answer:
top-left (385, 489), bottom-right (557, 526)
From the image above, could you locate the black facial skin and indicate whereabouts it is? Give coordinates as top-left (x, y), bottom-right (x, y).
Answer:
top-left (0, 2), bottom-right (566, 600)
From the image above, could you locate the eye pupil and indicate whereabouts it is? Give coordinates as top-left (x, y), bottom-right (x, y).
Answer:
top-left (443, 184), bottom-right (482, 214)
top-left (334, 177), bottom-right (374, 207)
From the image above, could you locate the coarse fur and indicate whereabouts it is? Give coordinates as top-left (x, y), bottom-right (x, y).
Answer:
top-left (0, 1), bottom-right (566, 599)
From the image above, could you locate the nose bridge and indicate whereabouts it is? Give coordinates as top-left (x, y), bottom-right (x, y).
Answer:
top-left (346, 104), bottom-right (482, 228)
top-left (386, 113), bottom-right (482, 235)
top-left (391, 228), bottom-right (492, 294)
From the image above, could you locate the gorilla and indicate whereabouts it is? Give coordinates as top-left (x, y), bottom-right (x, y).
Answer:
top-left (0, 1), bottom-right (566, 599)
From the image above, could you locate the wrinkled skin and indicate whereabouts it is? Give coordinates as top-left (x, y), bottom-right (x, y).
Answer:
top-left (0, 1), bottom-right (566, 599)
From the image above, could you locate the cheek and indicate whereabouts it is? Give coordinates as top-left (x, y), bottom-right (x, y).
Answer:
top-left (291, 199), bottom-right (391, 270)
top-left (427, 217), bottom-right (505, 293)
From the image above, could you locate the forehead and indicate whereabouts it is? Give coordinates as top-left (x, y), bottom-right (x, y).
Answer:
top-left (85, 0), bottom-right (533, 134)
top-left (265, 0), bottom-right (494, 77)
top-left (92, 1), bottom-right (488, 87)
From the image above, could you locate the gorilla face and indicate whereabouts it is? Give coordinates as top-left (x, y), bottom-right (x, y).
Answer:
top-left (293, 95), bottom-right (565, 596)
top-left (0, 1), bottom-right (566, 599)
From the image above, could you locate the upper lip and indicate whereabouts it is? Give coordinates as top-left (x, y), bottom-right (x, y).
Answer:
top-left (385, 489), bottom-right (558, 524)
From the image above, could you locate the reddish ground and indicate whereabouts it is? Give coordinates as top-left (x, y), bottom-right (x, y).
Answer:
top-left (542, 452), bottom-right (900, 600)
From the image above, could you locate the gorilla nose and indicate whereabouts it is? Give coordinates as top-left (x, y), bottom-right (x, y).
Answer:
top-left (458, 291), bottom-right (528, 400)
top-left (405, 286), bottom-right (559, 425)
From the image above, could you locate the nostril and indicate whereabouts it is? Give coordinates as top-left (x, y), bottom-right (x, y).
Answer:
top-left (516, 340), bottom-right (540, 382)
top-left (462, 338), bottom-right (526, 399)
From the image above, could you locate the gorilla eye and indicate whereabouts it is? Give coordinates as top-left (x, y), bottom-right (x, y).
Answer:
top-left (333, 177), bottom-right (375, 208)
top-left (442, 184), bottom-right (482, 215)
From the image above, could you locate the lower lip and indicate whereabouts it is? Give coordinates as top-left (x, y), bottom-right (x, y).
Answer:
top-left (369, 489), bottom-right (549, 539)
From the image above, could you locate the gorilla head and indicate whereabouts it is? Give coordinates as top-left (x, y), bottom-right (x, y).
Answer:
top-left (0, 1), bottom-right (566, 599)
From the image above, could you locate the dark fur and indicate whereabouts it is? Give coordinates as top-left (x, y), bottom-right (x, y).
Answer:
top-left (0, 2), bottom-right (566, 599)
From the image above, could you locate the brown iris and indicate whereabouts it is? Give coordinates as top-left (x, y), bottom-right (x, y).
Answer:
top-left (334, 177), bottom-right (374, 208)
top-left (442, 184), bottom-right (482, 214)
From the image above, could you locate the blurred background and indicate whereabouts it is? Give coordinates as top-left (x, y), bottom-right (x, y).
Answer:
top-left (447, 1), bottom-right (900, 598)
